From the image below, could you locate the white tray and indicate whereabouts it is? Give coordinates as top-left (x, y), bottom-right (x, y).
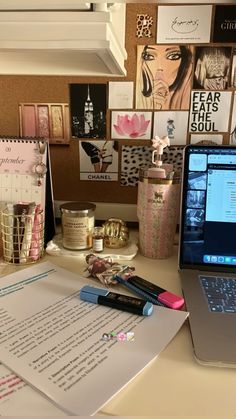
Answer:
top-left (46, 233), bottom-right (138, 260)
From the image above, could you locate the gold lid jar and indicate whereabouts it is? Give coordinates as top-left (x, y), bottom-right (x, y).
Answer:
top-left (60, 202), bottom-right (96, 250)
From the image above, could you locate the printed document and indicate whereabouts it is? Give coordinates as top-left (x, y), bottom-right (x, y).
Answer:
top-left (0, 261), bottom-right (188, 415)
top-left (0, 362), bottom-right (66, 416)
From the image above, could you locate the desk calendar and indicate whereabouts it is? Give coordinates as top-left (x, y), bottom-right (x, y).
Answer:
top-left (0, 137), bottom-right (47, 209)
top-left (0, 137), bottom-right (55, 247)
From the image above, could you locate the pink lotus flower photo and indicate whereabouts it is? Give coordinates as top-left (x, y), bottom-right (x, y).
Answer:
top-left (112, 112), bottom-right (152, 139)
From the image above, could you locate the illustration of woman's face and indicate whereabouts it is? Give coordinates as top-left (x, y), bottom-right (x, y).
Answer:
top-left (141, 45), bottom-right (182, 86)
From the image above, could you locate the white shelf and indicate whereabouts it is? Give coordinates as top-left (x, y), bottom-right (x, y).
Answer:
top-left (0, 8), bottom-right (127, 76)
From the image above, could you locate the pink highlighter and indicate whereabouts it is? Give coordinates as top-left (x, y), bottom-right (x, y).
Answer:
top-left (114, 272), bottom-right (185, 310)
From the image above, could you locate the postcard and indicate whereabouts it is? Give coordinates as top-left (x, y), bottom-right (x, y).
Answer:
top-left (70, 83), bottom-right (107, 139)
top-left (79, 140), bottom-right (118, 181)
top-left (108, 81), bottom-right (134, 109)
top-left (153, 111), bottom-right (189, 145)
top-left (111, 111), bottom-right (152, 140)
top-left (189, 91), bottom-right (232, 133)
top-left (120, 145), bottom-right (152, 187)
top-left (213, 5), bottom-right (236, 43)
top-left (156, 5), bottom-right (212, 43)
top-left (193, 46), bottom-right (232, 90)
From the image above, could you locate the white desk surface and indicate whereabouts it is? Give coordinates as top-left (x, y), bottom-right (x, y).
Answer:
top-left (0, 237), bottom-right (236, 417)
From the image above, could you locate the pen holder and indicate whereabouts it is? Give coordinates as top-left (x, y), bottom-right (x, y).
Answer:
top-left (1, 208), bottom-right (44, 264)
top-left (137, 169), bottom-right (181, 259)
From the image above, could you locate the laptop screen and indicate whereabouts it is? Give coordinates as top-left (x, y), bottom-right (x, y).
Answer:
top-left (179, 145), bottom-right (236, 270)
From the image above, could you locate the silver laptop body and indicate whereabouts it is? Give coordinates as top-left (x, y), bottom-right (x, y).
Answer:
top-left (179, 144), bottom-right (236, 367)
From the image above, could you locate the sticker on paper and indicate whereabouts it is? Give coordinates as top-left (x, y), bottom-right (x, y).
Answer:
top-left (136, 14), bottom-right (153, 38)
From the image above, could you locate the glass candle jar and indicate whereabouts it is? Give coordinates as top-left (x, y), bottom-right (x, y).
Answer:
top-left (60, 202), bottom-right (96, 250)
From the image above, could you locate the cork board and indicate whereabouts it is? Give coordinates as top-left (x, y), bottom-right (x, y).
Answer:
top-left (0, 3), bottom-right (235, 205)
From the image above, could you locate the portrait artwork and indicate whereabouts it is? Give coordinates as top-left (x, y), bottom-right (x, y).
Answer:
top-left (136, 44), bottom-right (193, 110)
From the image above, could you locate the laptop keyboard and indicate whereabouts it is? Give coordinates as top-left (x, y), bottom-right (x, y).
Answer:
top-left (200, 275), bottom-right (236, 313)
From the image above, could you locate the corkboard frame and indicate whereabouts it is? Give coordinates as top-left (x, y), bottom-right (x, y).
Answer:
top-left (0, 3), bottom-right (235, 205)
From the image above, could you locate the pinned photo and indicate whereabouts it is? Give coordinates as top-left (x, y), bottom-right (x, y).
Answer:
top-left (79, 140), bottom-right (118, 181)
top-left (189, 91), bottom-right (232, 133)
top-left (70, 84), bottom-right (107, 139)
top-left (108, 81), bottom-right (134, 109)
top-left (136, 44), bottom-right (193, 110)
top-left (156, 5), bottom-right (212, 43)
top-left (111, 112), bottom-right (152, 140)
top-left (193, 46), bottom-right (232, 90)
top-left (153, 111), bottom-right (189, 145)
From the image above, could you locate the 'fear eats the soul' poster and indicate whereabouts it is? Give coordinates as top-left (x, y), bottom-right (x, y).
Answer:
top-left (189, 91), bottom-right (232, 133)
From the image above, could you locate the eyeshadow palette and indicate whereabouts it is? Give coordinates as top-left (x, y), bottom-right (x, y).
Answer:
top-left (19, 103), bottom-right (70, 145)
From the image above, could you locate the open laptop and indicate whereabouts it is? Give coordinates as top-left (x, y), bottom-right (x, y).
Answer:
top-left (179, 144), bottom-right (236, 367)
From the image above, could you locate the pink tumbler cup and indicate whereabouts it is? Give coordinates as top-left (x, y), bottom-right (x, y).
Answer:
top-left (137, 170), bottom-right (180, 259)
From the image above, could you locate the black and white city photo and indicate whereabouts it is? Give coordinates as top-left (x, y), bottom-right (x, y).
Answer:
top-left (70, 84), bottom-right (107, 139)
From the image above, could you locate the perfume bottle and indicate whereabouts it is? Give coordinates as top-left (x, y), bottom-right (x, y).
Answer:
top-left (92, 226), bottom-right (104, 253)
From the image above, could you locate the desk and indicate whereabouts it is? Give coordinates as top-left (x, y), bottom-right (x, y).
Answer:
top-left (0, 240), bottom-right (236, 417)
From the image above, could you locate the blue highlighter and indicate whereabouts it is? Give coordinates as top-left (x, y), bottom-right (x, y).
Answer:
top-left (80, 285), bottom-right (153, 316)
